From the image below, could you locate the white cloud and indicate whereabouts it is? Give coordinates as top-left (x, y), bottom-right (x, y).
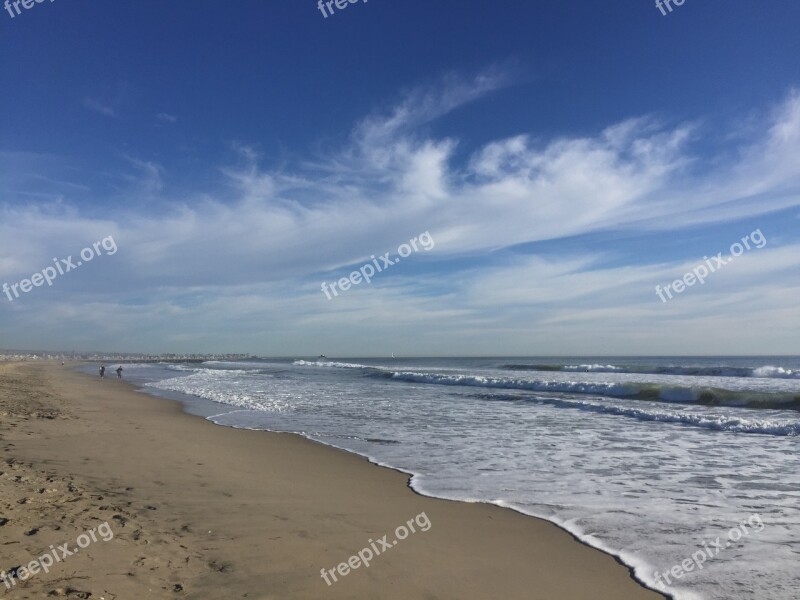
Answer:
top-left (83, 97), bottom-right (117, 118)
top-left (2, 76), bottom-right (800, 353)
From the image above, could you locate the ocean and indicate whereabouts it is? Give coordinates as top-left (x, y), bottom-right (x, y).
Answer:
top-left (86, 356), bottom-right (800, 600)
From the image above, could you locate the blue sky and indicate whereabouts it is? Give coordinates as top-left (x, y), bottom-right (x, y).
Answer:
top-left (1, 0), bottom-right (799, 355)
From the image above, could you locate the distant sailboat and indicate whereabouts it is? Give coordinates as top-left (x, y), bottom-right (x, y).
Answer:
top-left (391, 352), bottom-right (395, 359)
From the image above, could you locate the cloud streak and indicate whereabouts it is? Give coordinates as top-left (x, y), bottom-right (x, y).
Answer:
top-left (2, 74), bottom-right (799, 354)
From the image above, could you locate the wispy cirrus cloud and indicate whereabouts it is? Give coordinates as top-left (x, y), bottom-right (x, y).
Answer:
top-left (83, 97), bottom-right (118, 118)
top-left (156, 112), bottom-right (177, 124)
top-left (2, 72), bottom-right (800, 353)
top-left (81, 82), bottom-right (135, 119)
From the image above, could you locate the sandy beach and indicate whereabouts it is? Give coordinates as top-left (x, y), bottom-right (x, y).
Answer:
top-left (0, 361), bottom-right (666, 599)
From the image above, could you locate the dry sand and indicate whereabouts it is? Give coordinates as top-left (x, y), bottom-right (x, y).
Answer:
top-left (0, 361), bottom-right (668, 599)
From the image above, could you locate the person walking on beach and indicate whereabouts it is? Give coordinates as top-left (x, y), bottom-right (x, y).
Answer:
top-left (100, 365), bottom-right (106, 378)
top-left (116, 366), bottom-right (123, 379)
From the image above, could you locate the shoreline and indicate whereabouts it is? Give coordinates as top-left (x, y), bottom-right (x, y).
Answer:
top-left (0, 361), bottom-right (669, 599)
top-left (182, 395), bottom-right (672, 599)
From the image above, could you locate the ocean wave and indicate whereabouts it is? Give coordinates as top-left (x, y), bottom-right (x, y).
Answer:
top-left (384, 371), bottom-right (639, 396)
top-left (162, 366), bottom-right (250, 377)
top-left (164, 364), bottom-right (198, 372)
top-left (476, 393), bottom-right (800, 436)
top-left (200, 360), bottom-right (283, 370)
top-left (379, 371), bottom-right (800, 409)
top-left (293, 359), bottom-right (374, 369)
top-left (562, 364), bottom-right (624, 372)
top-left (502, 363), bottom-right (800, 379)
top-left (752, 366), bottom-right (800, 379)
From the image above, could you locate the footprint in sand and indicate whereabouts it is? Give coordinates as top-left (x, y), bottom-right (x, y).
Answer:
top-left (112, 514), bottom-right (128, 527)
top-left (49, 587), bottom-right (92, 598)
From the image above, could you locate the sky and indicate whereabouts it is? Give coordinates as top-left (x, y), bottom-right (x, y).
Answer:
top-left (1, 0), bottom-right (799, 356)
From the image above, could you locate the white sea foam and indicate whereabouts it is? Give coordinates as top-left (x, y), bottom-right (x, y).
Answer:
top-left (388, 370), bottom-right (640, 396)
top-left (293, 359), bottom-right (370, 369)
top-left (752, 365), bottom-right (800, 379)
top-left (562, 364), bottom-right (624, 372)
